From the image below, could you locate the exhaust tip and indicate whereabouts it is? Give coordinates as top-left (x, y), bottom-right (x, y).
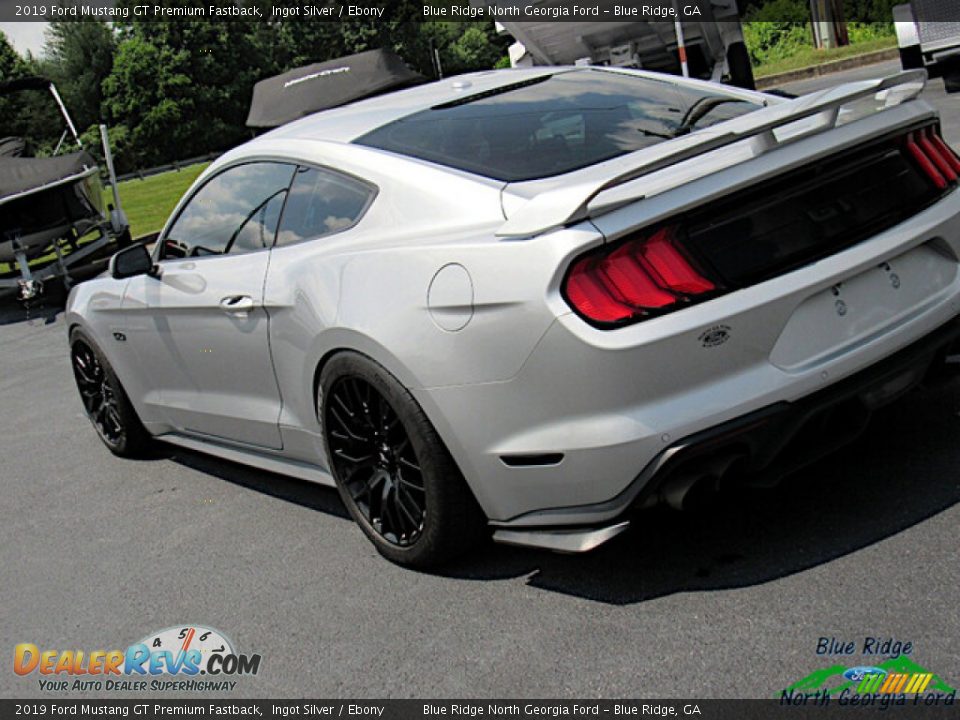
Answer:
top-left (661, 473), bottom-right (718, 511)
top-left (658, 451), bottom-right (744, 511)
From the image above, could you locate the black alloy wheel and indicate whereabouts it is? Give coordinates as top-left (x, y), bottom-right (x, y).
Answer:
top-left (319, 351), bottom-right (487, 567)
top-left (69, 328), bottom-right (150, 457)
top-left (72, 339), bottom-right (125, 447)
top-left (325, 376), bottom-right (426, 547)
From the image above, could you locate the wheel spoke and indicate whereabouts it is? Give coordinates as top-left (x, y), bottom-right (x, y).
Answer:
top-left (395, 486), bottom-right (422, 528)
top-left (376, 393), bottom-right (394, 434)
top-left (398, 473), bottom-right (425, 492)
top-left (342, 459), bottom-right (376, 487)
top-left (330, 428), bottom-right (367, 446)
top-left (73, 359), bottom-right (96, 385)
top-left (379, 481), bottom-right (394, 535)
top-left (344, 379), bottom-right (372, 429)
top-left (398, 456), bottom-right (421, 473)
top-left (330, 405), bottom-right (372, 443)
top-left (72, 350), bottom-right (101, 387)
top-left (105, 407), bottom-right (123, 439)
top-left (333, 391), bottom-right (356, 420)
top-left (333, 448), bottom-right (373, 464)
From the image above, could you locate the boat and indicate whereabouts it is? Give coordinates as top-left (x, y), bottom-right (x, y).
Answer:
top-left (246, 48), bottom-right (425, 129)
top-left (0, 76), bottom-right (130, 300)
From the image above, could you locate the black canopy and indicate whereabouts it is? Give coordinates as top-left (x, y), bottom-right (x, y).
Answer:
top-left (0, 151), bottom-right (96, 200)
top-left (0, 76), bottom-right (51, 96)
top-left (246, 49), bottom-right (425, 129)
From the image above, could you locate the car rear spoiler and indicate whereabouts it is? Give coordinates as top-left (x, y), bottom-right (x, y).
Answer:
top-left (496, 70), bottom-right (927, 238)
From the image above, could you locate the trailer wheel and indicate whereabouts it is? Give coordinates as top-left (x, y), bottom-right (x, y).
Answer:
top-left (942, 56), bottom-right (960, 93)
top-left (115, 227), bottom-right (133, 248)
top-left (899, 45), bottom-right (923, 71)
top-left (726, 42), bottom-right (755, 90)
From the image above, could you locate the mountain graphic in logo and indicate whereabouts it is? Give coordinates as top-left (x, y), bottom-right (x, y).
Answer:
top-left (782, 656), bottom-right (956, 697)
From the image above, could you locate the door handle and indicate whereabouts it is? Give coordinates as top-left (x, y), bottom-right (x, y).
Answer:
top-left (219, 295), bottom-right (255, 314)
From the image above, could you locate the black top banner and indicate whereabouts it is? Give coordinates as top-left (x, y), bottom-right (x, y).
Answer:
top-left (2, 698), bottom-right (960, 719)
top-left (2, 0), bottom-right (958, 23)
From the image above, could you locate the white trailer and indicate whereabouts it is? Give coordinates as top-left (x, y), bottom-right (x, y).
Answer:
top-left (481, 1), bottom-right (755, 89)
top-left (894, 1), bottom-right (960, 90)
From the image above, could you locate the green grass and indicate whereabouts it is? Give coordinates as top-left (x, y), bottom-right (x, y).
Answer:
top-left (112, 161), bottom-right (210, 239)
top-left (754, 36), bottom-right (897, 78)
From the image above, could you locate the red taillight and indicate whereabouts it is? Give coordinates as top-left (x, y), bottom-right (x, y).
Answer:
top-left (563, 226), bottom-right (717, 326)
top-left (918, 128), bottom-right (958, 182)
top-left (905, 127), bottom-right (960, 190)
top-left (565, 258), bottom-right (635, 323)
top-left (637, 228), bottom-right (716, 295)
top-left (928, 131), bottom-right (960, 174)
top-left (906, 132), bottom-right (947, 189)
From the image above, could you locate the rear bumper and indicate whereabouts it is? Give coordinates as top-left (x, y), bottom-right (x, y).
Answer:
top-left (414, 182), bottom-right (960, 528)
top-left (490, 313), bottom-right (960, 550)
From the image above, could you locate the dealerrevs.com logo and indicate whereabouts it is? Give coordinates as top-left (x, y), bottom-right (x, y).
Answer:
top-left (14, 625), bottom-right (261, 693)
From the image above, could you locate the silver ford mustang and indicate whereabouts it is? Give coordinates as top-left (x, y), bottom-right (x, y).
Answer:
top-left (66, 67), bottom-right (960, 567)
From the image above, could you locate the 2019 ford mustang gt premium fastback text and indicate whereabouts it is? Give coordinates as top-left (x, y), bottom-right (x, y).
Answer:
top-left (67, 67), bottom-right (960, 567)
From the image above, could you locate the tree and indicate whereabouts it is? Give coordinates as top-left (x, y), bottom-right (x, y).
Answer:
top-left (0, 31), bottom-right (25, 79)
top-left (43, 19), bottom-right (116, 132)
top-left (444, 24), bottom-right (507, 75)
top-left (0, 34), bottom-right (63, 154)
top-left (102, 18), bottom-right (270, 168)
top-left (0, 31), bottom-right (31, 140)
top-left (99, 2), bottom-right (511, 169)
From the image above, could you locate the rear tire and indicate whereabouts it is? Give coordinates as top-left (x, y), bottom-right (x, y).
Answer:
top-left (319, 351), bottom-right (487, 568)
top-left (69, 327), bottom-right (151, 457)
top-left (726, 41), bottom-right (756, 90)
top-left (942, 56), bottom-right (960, 93)
top-left (899, 45), bottom-right (923, 71)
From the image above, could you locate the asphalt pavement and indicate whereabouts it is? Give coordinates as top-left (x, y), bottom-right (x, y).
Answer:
top-left (1, 60), bottom-right (959, 700)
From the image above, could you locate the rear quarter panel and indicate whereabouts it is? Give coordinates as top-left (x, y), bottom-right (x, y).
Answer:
top-left (260, 143), bottom-right (598, 466)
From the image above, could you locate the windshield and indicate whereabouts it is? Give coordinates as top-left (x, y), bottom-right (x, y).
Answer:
top-left (354, 69), bottom-right (763, 182)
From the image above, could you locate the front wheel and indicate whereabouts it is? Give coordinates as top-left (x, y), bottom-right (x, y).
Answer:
top-left (320, 352), bottom-right (487, 568)
top-left (70, 328), bottom-right (151, 457)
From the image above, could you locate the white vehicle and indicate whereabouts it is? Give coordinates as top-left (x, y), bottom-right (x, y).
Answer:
top-left (894, 1), bottom-right (960, 89)
top-left (67, 66), bottom-right (960, 567)
top-left (489, 1), bottom-right (755, 89)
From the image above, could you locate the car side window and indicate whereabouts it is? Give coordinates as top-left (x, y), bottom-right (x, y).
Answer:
top-left (161, 162), bottom-right (296, 259)
top-left (274, 166), bottom-right (374, 247)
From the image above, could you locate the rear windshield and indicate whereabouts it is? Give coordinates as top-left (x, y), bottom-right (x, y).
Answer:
top-left (354, 69), bottom-right (763, 182)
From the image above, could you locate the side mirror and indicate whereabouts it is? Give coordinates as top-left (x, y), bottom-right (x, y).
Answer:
top-left (109, 243), bottom-right (160, 280)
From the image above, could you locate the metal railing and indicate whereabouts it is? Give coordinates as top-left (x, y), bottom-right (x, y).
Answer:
top-left (115, 151), bottom-right (223, 182)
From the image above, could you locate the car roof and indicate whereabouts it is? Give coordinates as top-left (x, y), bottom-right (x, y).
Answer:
top-left (251, 65), bottom-right (765, 150)
top-left (255, 67), bottom-right (568, 145)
